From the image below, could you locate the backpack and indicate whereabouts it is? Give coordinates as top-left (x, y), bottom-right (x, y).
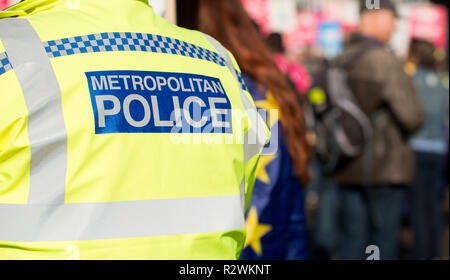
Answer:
top-left (309, 45), bottom-right (380, 175)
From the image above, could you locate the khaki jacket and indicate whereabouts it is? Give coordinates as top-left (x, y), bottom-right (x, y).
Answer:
top-left (335, 34), bottom-right (423, 186)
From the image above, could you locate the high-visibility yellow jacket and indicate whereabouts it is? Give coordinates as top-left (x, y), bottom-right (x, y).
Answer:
top-left (0, 0), bottom-right (269, 260)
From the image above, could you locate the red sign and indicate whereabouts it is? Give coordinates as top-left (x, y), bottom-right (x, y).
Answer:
top-left (409, 4), bottom-right (448, 48)
top-left (283, 11), bottom-right (320, 52)
top-left (241, 0), bottom-right (271, 35)
top-left (322, 0), bottom-right (358, 33)
top-left (0, 0), bottom-right (10, 10)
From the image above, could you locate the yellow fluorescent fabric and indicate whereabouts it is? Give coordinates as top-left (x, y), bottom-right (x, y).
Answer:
top-left (54, 53), bottom-right (244, 202)
top-left (0, 71), bottom-right (30, 204)
top-left (0, 0), bottom-right (269, 259)
top-left (227, 56), bottom-right (269, 212)
top-left (0, 229), bottom-right (246, 260)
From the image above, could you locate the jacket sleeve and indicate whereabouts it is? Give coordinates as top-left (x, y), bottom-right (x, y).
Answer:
top-left (203, 34), bottom-right (271, 211)
top-left (240, 76), bottom-right (271, 212)
top-left (0, 52), bottom-right (33, 204)
top-left (381, 61), bottom-right (423, 134)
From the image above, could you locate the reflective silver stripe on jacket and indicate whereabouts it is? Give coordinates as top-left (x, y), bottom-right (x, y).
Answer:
top-left (204, 34), bottom-right (268, 212)
top-left (0, 18), bottom-right (68, 205)
top-left (0, 195), bottom-right (244, 242)
top-left (0, 19), bottom-right (245, 242)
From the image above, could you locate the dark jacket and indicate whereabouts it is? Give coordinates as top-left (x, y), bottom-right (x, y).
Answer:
top-left (335, 33), bottom-right (423, 186)
top-left (409, 66), bottom-right (449, 155)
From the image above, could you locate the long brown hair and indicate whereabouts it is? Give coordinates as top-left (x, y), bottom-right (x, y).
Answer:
top-left (177, 0), bottom-right (311, 185)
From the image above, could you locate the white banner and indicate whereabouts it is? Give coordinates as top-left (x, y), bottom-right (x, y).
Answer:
top-left (268, 0), bottom-right (296, 33)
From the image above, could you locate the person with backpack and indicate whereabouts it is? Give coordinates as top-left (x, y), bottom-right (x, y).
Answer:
top-left (311, 0), bottom-right (423, 260)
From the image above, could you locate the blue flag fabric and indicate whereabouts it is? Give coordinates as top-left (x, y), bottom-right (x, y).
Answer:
top-left (239, 74), bottom-right (310, 260)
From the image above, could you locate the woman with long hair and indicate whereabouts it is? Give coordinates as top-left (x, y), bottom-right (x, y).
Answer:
top-left (177, 0), bottom-right (311, 259)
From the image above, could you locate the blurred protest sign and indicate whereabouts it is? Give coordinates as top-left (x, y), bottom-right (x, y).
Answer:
top-left (283, 10), bottom-right (320, 53)
top-left (322, 0), bottom-right (359, 33)
top-left (268, 0), bottom-right (296, 33)
top-left (317, 21), bottom-right (344, 59)
top-left (390, 3), bottom-right (413, 58)
top-left (1, 0), bottom-right (26, 10)
top-left (409, 4), bottom-right (448, 49)
top-left (1, 0), bottom-right (10, 10)
top-left (242, 0), bottom-right (448, 58)
top-left (390, 3), bottom-right (448, 59)
top-left (242, 0), bottom-right (271, 34)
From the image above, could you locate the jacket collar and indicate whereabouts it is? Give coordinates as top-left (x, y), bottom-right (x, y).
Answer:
top-left (4, 0), bottom-right (150, 12)
top-left (348, 32), bottom-right (385, 47)
top-left (2, 0), bottom-right (152, 19)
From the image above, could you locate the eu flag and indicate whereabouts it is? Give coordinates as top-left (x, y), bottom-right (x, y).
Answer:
top-left (239, 74), bottom-right (310, 260)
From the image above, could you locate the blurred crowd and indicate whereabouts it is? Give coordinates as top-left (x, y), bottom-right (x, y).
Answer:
top-left (229, 0), bottom-right (449, 260)
top-left (174, 0), bottom-right (449, 260)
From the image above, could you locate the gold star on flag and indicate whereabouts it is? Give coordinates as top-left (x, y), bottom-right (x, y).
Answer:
top-left (255, 154), bottom-right (276, 184)
top-left (244, 206), bottom-right (272, 256)
top-left (255, 92), bottom-right (281, 127)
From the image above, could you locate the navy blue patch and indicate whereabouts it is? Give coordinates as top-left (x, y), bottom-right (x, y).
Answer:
top-left (86, 71), bottom-right (232, 134)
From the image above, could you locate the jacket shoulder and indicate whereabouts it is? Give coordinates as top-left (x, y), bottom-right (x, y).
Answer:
top-left (348, 47), bottom-right (401, 83)
top-left (0, 11), bottom-right (27, 19)
top-left (153, 14), bottom-right (220, 52)
top-left (364, 47), bottom-right (398, 67)
top-left (0, 0), bottom-right (56, 19)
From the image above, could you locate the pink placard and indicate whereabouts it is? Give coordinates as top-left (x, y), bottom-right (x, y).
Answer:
top-left (322, 1), bottom-right (358, 33)
top-left (0, 0), bottom-right (10, 10)
top-left (242, 0), bottom-right (271, 35)
top-left (409, 4), bottom-right (448, 48)
top-left (283, 10), bottom-right (320, 52)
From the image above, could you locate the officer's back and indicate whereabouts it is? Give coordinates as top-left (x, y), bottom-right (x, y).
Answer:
top-left (0, 0), bottom-right (267, 259)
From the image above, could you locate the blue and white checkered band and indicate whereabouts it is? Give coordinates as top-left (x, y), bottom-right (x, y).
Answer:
top-left (0, 52), bottom-right (12, 75)
top-left (42, 32), bottom-right (227, 67)
top-left (1, 32), bottom-right (249, 92)
top-left (235, 69), bottom-right (249, 92)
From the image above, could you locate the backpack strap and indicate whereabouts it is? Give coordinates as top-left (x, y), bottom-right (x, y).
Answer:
top-left (341, 39), bottom-right (386, 229)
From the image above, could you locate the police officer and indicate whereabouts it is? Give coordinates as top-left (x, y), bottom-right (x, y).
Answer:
top-left (0, 0), bottom-right (268, 259)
